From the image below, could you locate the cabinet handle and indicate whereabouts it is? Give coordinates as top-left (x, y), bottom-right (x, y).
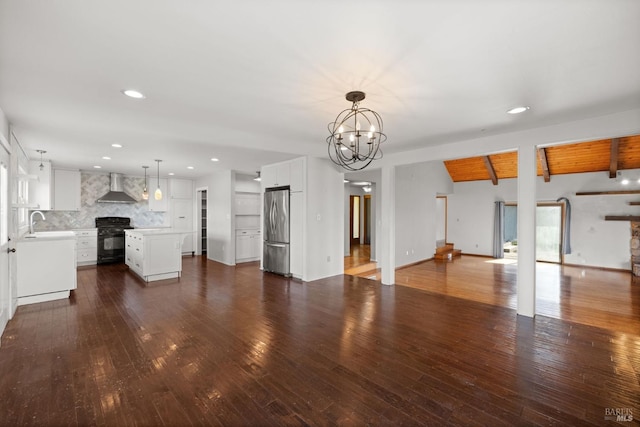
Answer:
top-left (7, 248), bottom-right (16, 253)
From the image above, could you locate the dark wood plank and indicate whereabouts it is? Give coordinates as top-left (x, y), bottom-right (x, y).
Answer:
top-left (610, 137), bottom-right (620, 178)
top-left (576, 190), bottom-right (640, 195)
top-left (605, 215), bottom-right (640, 221)
top-left (537, 147), bottom-right (551, 182)
top-left (482, 155), bottom-right (498, 185)
top-left (0, 257), bottom-right (638, 426)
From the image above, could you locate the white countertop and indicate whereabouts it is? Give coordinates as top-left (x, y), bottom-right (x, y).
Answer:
top-left (20, 231), bottom-right (76, 242)
top-left (128, 228), bottom-right (194, 236)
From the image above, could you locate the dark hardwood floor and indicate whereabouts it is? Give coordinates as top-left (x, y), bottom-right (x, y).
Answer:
top-left (0, 256), bottom-right (638, 425)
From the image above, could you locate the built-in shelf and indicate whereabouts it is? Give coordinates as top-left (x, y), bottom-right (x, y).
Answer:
top-left (576, 190), bottom-right (640, 196)
top-left (604, 215), bottom-right (640, 221)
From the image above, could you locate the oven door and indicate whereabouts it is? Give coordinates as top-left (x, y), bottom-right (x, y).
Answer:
top-left (97, 229), bottom-right (126, 264)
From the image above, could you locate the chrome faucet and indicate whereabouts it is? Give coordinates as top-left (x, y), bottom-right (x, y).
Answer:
top-left (30, 210), bottom-right (46, 234)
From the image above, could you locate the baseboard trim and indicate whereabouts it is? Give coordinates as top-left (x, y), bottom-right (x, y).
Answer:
top-left (562, 263), bottom-right (630, 273)
top-left (397, 258), bottom-right (433, 270)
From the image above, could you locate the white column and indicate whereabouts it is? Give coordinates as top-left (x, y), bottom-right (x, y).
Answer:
top-left (517, 145), bottom-right (536, 317)
top-left (380, 165), bottom-right (396, 285)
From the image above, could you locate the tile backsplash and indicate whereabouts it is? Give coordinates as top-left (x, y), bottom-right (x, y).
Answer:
top-left (32, 172), bottom-right (165, 231)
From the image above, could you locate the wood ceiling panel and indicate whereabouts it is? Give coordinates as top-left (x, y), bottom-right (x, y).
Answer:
top-left (544, 140), bottom-right (611, 175)
top-left (444, 157), bottom-right (489, 182)
top-left (619, 135), bottom-right (640, 169)
top-left (444, 134), bottom-right (639, 183)
top-left (488, 152), bottom-right (518, 179)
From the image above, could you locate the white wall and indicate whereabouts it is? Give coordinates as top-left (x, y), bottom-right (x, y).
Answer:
top-left (196, 170), bottom-right (234, 265)
top-left (394, 161), bottom-right (453, 267)
top-left (304, 157), bottom-right (343, 282)
top-left (447, 170), bottom-right (639, 270)
top-left (235, 173), bottom-right (260, 193)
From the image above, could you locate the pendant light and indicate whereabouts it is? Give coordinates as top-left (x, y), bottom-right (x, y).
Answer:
top-left (154, 160), bottom-right (163, 200)
top-left (36, 149), bottom-right (47, 171)
top-left (141, 166), bottom-right (149, 200)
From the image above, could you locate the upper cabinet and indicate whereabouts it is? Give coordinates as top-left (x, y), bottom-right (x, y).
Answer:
top-left (261, 157), bottom-right (305, 192)
top-left (27, 162), bottom-right (81, 210)
top-left (28, 160), bottom-right (52, 210)
top-left (148, 177), bottom-right (168, 211)
top-left (169, 178), bottom-right (193, 199)
top-left (53, 169), bottom-right (81, 211)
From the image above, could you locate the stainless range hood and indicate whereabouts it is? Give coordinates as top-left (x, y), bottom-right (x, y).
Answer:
top-left (97, 173), bottom-right (138, 203)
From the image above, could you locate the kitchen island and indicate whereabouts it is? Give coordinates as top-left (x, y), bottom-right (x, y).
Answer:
top-left (17, 231), bottom-right (77, 305)
top-left (125, 229), bottom-right (187, 282)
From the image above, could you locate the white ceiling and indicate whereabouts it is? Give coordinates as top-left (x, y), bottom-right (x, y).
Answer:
top-left (1, 0), bottom-right (639, 179)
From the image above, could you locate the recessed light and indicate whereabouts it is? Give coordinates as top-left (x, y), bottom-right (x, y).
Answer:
top-left (352, 181), bottom-right (371, 186)
top-left (211, 158), bottom-right (219, 162)
top-left (121, 89), bottom-right (145, 99)
top-left (187, 166), bottom-right (194, 170)
top-left (344, 180), bottom-right (349, 183)
top-left (507, 106), bottom-right (530, 114)
top-left (111, 143), bottom-right (122, 148)
top-left (102, 156), bottom-right (111, 160)
top-left (621, 178), bottom-right (630, 185)
top-left (94, 165), bottom-right (102, 169)
top-left (168, 172), bottom-right (175, 176)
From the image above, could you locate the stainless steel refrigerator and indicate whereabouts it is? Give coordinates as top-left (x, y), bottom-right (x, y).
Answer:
top-left (263, 187), bottom-right (290, 276)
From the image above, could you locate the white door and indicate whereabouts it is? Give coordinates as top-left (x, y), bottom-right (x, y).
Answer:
top-left (0, 143), bottom-right (11, 336)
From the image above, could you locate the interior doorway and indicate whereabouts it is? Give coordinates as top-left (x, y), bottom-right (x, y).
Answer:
top-left (504, 203), bottom-right (564, 263)
top-left (349, 195), bottom-right (360, 246)
top-left (196, 188), bottom-right (207, 256)
top-left (363, 195), bottom-right (371, 245)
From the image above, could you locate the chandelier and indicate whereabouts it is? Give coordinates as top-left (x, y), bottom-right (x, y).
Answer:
top-left (327, 91), bottom-right (386, 171)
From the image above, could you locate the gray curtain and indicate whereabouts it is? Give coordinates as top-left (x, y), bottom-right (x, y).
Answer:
top-left (493, 201), bottom-right (505, 258)
top-left (556, 197), bottom-right (572, 254)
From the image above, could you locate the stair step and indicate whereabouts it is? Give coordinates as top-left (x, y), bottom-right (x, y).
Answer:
top-left (434, 249), bottom-right (462, 261)
top-left (435, 243), bottom-right (454, 254)
top-left (344, 261), bottom-right (378, 276)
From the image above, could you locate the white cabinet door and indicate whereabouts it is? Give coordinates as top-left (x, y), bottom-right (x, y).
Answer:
top-left (261, 162), bottom-right (291, 188)
top-left (172, 199), bottom-right (194, 254)
top-left (28, 160), bottom-right (52, 210)
top-left (53, 169), bottom-right (81, 211)
top-left (236, 234), bottom-right (251, 259)
top-left (290, 191), bottom-right (303, 278)
top-left (289, 157), bottom-right (304, 192)
top-left (169, 179), bottom-right (193, 199)
top-left (261, 165), bottom-right (278, 188)
top-left (148, 177), bottom-right (168, 211)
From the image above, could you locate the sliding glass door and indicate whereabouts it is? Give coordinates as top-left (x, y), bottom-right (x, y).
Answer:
top-left (503, 203), bottom-right (563, 263)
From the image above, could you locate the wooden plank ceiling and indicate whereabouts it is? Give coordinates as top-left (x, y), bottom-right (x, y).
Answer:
top-left (444, 134), bottom-right (640, 183)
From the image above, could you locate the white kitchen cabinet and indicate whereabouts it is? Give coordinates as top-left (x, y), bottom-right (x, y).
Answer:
top-left (53, 169), bottom-right (81, 211)
top-left (125, 230), bottom-right (182, 282)
top-left (261, 162), bottom-right (290, 188)
top-left (169, 178), bottom-right (193, 199)
top-left (235, 229), bottom-right (261, 262)
top-left (171, 198), bottom-right (194, 255)
top-left (147, 177), bottom-right (168, 211)
top-left (28, 160), bottom-right (52, 210)
top-left (74, 229), bottom-right (97, 266)
top-left (17, 232), bottom-right (77, 306)
top-left (290, 191), bottom-right (303, 278)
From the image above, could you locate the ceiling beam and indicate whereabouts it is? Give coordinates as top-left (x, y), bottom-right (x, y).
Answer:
top-left (609, 138), bottom-right (620, 179)
top-left (482, 156), bottom-right (498, 185)
top-left (537, 148), bottom-right (550, 183)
